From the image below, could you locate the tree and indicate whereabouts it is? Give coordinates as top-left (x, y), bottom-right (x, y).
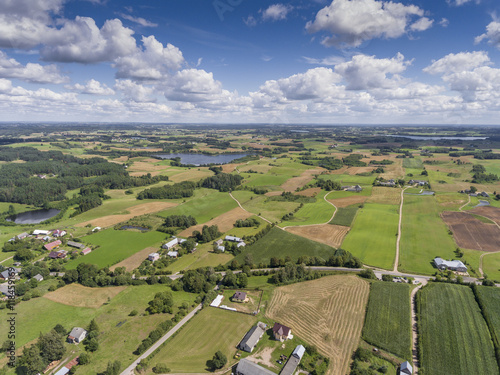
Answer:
top-left (104, 360), bottom-right (121, 375)
top-left (470, 185), bottom-right (477, 193)
top-left (85, 337), bottom-right (99, 352)
top-left (210, 351), bottom-right (227, 371)
top-left (14, 248), bottom-right (34, 262)
top-left (78, 352), bottom-right (90, 365)
top-left (237, 273), bottom-right (248, 288)
top-left (38, 330), bottom-right (65, 363)
top-left (87, 319), bottom-right (99, 334)
top-left (17, 345), bottom-right (45, 375)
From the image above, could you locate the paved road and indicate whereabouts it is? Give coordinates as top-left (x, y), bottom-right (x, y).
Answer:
top-left (120, 303), bottom-right (203, 375)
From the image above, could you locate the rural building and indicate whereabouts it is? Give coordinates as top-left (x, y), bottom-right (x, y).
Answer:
top-left (210, 294), bottom-right (224, 307)
top-left (272, 322), bottom-right (292, 341)
top-left (0, 284), bottom-right (9, 296)
top-left (408, 179), bottom-right (428, 186)
top-left (434, 257), bottom-right (467, 272)
top-left (345, 185), bottom-right (362, 192)
top-left (400, 361), bottom-right (413, 375)
top-left (92, 227), bottom-right (101, 232)
top-left (225, 235), bottom-right (242, 242)
top-left (148, 253), bottom-right (160, 262)
top-left (67, 327), bottom-right (87, 344)
top-left (167, 251), bottom-right (178, 258)
top-left (162, 238), bottom-right (178, 249)
top-left (52, 229), bottom-right (66, 237)
top-left (279, 345), bottom-right (306, 375)
top-left (232, 291), bottom-right (247, 302)
top-left (217, 245), bottom-right (225, 252)
top-left (481, 192), bottom-right (490, 197)
top-left (236, 358), bottom-right (277, 375)
top-left (67, 241), bottom-right (85, 249)
top-left (379, 179), bottom-right (396, 187)
top-left (0, 268), bottom-right (20, 280)
top-left (16, 232), bottom-right (30, 240)
top-left (238, 322), bottom-right (267, 352)
top-left (32, 229), bottom-right (50, 236)
top-left (81, 247), bottom-right (92, 255)
top-left (49, 250), bottom-right (67, 259)
top-left (33, 274), bottom-right (44, 282)
top-left (215, 239), bottom-right (223, 246)
top-left (237, 242), bottom-right (246, 248)
top-left (44, 240), bottom-right (62, 251)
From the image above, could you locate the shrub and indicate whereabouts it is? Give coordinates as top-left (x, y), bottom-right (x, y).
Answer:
top-left (153, 364), bottom-right (171, 374)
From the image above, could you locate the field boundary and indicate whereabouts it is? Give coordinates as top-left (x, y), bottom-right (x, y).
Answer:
top-left (282, 190), bottom-right (337, 229)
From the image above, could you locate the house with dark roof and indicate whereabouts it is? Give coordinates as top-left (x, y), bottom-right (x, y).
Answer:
top-left (0, 268), bottom-right (21, 280)
top-left (236, 359), bottom-right (277, 375)
top-left (49, 250), bottom-right (67, 259)
top-left (67, 241), bottom-right (85, 249)
top-left (345, 185), bottom-right (362, 192)
top-left (232, 291), bottom-right (247, 302)
top-left (238, 322), bottom-right (266, 352)
top-left (272, 322), bottom-right (292, 342)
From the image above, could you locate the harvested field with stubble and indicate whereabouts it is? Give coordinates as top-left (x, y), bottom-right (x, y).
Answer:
top-left (285, 224), bottom-right (349, 248)
top-left (329, 195), bottom-right (368, 208)
top-left (368, 187), bottom-right (401, 205)
top-left (296, 187), bottom-right (321, 197)
top-left (44, 284), bottom-right (127, 308)
top-left (76, 201), bottom-right (177, 228)
top-left (470, 206), bottom-right (500, 226)
top-left (178, 207), bottom-right (253, 237)
top-left (441, 211), bottom-right (500, 252)
top-left (110, 246), bottom-right (158, 271)
top-left (266, 275), bottom-right (370, 375)
top-left (281, 167), bottom-right (324, 192)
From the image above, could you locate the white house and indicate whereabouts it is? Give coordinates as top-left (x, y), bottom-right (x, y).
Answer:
top-left (33, 230), bottom-right (50, 236)
top-left (225, 235), bottom-right (242, 242)
top-left (217, 245), bottom-right (225, 252)
top-left (92, 227), bottom-right (101, 232)
top-left (163, 238), bottom-right (178, 250)
top-left (67, 327), bottom-right (87, 344)
top-left (167, 251), bottom-right (179, 258)
top-left (148, 253), bottom-right (160, 262)
top-left (52, 229), bottom-right (66, 237)
top-left (434, 257), bottom-right (467, 272)
top-left (237, 242), bottom-right (246, 248)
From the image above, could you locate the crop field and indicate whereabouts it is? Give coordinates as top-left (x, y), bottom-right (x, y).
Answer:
top-left (110, 246), bottom-right (159, 271)
top-left (280, 167), bottom-right (324, 192)
top-left (44, 284), bottom-right (127, 308)
top-left (399, 196), bottom-right (457, 275)
top-left (402, 158), bottom-right (423, 169)
top-left (266, 275), bottom-right (370, 375)
top-left (179, 207), bottom-right (253, 237)
top-left (367, 187), bottom-right (402, 205)
top-left (296, 187), bottom-right (321, 196)
top-left (319, 173), bottom-right (376, 187)
top-left (157, 188), bottom-right (238, 223)
top-left (341, 203), bottom-right (399, 270)
top-left (329, 204), bottom-right (360, 227)
top-left (234, 192), bottom-right (300, 223)
top-left (441, 211), bottom-right (500, 252)
top-left (362, 282), bottom-right (412, 360)
top-left (281, 191), bottom-right (335, 226)
top-left (147, 307), bottom-right (257, 373)
top-left (285, 224), bottom-right (349, 249)
top-left (418, 283), bottom-right (499, 375)
top-left (233, 227), bottom-right (336, 265)
top-left (329, 195), bottom-right (368, 208)
top-left (477, 286), bottom-right (500, 340)
top-left (168, 169), bottom-right (214, 183)
top-left (471, 206), bottom-right (500, 226)
top-left (65, 229), bottom-right (166, 269)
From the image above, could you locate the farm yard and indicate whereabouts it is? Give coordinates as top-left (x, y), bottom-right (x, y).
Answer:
top-left (266, 275), bottom-right (370, 375)
top-left (441, 211), bottom-right (500, 252)
top-left (362, 282), bottom-right (412, 360)
top-left (417, 283), bottom-right (499, 375)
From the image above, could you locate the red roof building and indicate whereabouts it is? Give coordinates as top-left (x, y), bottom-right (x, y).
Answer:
top-left (44, 240), bottom-right (62, 251)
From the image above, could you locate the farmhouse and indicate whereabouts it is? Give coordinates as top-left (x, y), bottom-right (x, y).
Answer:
top-left (225, 235), bottom-right (242, 242)
top-left (49, 250), bottom-right (67, 259)
top-left (81, 247), bottom-right (92, 255)
top-left (238, 322), bottom-right (267, 352)
top-left (379, 179), bottom-right (396, 187)
top-left (279, 345), bottom-right (306, 375)
top-left (272, 322), bottom-right (292, 342)
top-left (232, 291), bottom-right (247, 302)
top-left (345, 185), bottom-right (362, 192)
top-left (0, 268), bottom-right (20, 280)
top-left (148, 252), bottom-right (160, 262)
top-left (16, 232), bottom-right (30, 240)
top-left (400, 361), bottom-right (413, 375)
top-left (215, 239), bottom-right (223, 246)
top-left (236, 359), bottom-right (277, 375)
top-left (408, 179), bottom-right (428, 186)
top-left (32, 229), bottom-right (50, 236)
top-left (162, 238), bottom-right (178, 249)
top-left (434, 257), bottom-right (467, 272)
top-left (44, 240), bottom-right (62, 251)
top-left (237, 242), bottom-right (246, 248)
top-left (92, 227), bottom-right (101, 232)
top-left (67, 241), bottom-right (85, 249)
top-left (217, 245), bottom-right (225, 252)
top-left (52, 229), bottom-right (66, 237)
top-left (481, 192), bottom-right (490, 198)
top-left (33, 274), bottom-right (44, 282)
top-left (167, 251), bottom-right (178, 258)
top-left (67, 327), bottom-right (87, 344)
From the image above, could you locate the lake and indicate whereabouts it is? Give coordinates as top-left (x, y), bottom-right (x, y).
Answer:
top-left (388, 135), bottom-right (487, 141)
top-left (155, 153), bottom-right (249, 166)
top-left (7, 208), bottom-right (61, 224)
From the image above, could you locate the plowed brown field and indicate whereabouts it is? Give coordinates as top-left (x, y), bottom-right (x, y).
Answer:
top-left (329, 196), bottom-right (368, 208)
top-left (441, 211), bottom-right (500, 252)
top-left (470, 206), bottom-right (500, 226)
top-left (285, 224), bottom-right (349, 249)
top-left (178, 207), bottom-right (253, 237)
top-left (281, 168), bottom-right (325, 192)
top-left (266, 275), bottom-right (370, 375)
top-left (296, 187), bottom-right (321, 197)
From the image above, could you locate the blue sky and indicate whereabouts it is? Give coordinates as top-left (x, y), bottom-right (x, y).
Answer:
top-left (1, 0), bottom-right (500, 124)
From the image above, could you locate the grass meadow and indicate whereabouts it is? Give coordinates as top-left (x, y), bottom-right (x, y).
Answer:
top-left (233, 227), bottom-right (336, 266)
top-left (402, 158), bottom-right (423, 169)
top-left (482, 252), bottom-right (500, 281)
top-left (341, 203), bottom-right (399, 270)
top-left (399, 196), bottom-right (458, 275)
top-left (418, 283), bottom-right (499, 375)
top-left (477, 286), bottom-right (500, 342)
top-left (232, 191), bottom-right (299, 223)
top-left (362, 282), bottom-right (412, 360)
top-left (329, 204), bottom-right (360, 227)
top-left (281, 191), bottom-right (335, 226)
top-left (65, 229), bottom-right (166, 269)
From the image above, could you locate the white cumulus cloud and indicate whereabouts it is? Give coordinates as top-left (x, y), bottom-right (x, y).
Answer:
top-left (261, 4), bottom-right (293, 21)
top-left (0, 51), bottom-right (67, 84)
top-left (423, 51), bottom-right (491, 74)
top-left (67, 79), bottom-right (115, 95)
top-left (475, 21), bottom-right (500, 49)
top-left (115, 79), bottom-right (156, 102)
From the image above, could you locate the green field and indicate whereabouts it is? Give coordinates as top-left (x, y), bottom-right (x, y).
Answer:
top-left (341, 203), bottom-right (399, 270)
top-left (418, 283), bottom-right (499, 375)
top-left (482, 252), bottom-right (500, 281)
top-left (233, 227), bottom-right (336, 266)
top-left (399, 196), bottom-right (458, 275)
top-left (362, 282), bottom-right (412, 360)
top-left (157, 188), bottom-right (238, 223)
top-left (147, 307), bottom-right (257, 373)
top-left (65, 229), bottom-right (166, 269)
top-left (402, 158), bottom-right (423, 169)
top-left (281, 191), bottom-right (335, 226)
top-left (330, 204), bottom-right (360, 227)
top-left (477, 286), bottom-right (500, 343)
top-left (232, 190), bottom-right (299, 223)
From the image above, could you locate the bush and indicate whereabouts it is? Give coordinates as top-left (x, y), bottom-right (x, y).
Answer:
top-left (359, 269), bottom-right (376, 280)
top-left (78, 352), bottom-right (90, 365)
top-left (129, 309), bottom-right (138, 316)
top-left (153, 364), bottom-right (171, 374)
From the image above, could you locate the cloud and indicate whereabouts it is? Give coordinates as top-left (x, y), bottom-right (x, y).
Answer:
top-left (302, 55), bottom-right (346, 66)
top-left (446, 0), bottom-right (478, 6)
top-left (114, 35), bottom-right (185, 80)
top-left (334, 53), bottom-right (410, 90)
top-left (439, 18), bottom-right (449, 27)
top-left (119, 13), bottom-right (158, 27)
top-left (243, 15), bottom-right (257, 27)
top-left (162, 69), bottom-right (226, 102)
top-left (305, 0), bottom-right (430, 47)
top-left (475, 21), bottom-right (500, 49)
top-left (410, 17), bottom-right (433, 32)
top-left (261, 4), bottom-right (293, 21)
top-left (0, 51), bottom-right (67, 84)
top-left (115, 79), bottom-right (155, 102)
top-left (423, 51), bottom-right (491, 74)
top-left (66, 79), bottom-right (115, 95)
top-left (40, 17), bottom-right (136, 63)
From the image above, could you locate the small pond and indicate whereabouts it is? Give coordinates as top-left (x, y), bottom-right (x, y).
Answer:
top-left (6, 208), bottom-right (61, 224)
top-left (119, 225), bottom-right (150, 232)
